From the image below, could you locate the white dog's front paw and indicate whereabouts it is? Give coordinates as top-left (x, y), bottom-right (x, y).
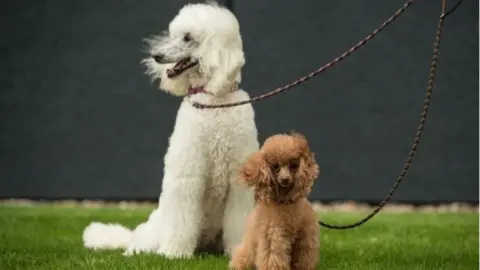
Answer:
top-left (223, 245), bottom-right (234, 258)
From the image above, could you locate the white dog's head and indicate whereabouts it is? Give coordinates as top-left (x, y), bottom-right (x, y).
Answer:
top-left (142, 2), bottom-right (245, 97)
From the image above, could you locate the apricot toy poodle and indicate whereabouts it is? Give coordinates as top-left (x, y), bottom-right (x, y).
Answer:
top-left (230, 132), bottom-right (321, 270)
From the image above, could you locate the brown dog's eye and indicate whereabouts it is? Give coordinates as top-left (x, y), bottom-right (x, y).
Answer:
top-left (289, 161), bottom-right (299, 171)
top-left (183, 33), bottom-right (192, 42)
top-left (272, 163), bottom-right (280, 172)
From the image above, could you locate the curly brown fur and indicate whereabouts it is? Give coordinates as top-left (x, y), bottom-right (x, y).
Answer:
top-left (230, 132), bottom-right (320, 270)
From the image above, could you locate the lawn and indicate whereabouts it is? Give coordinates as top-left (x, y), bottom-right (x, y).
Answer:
top-left (0, 205), bottom-right (477, 270)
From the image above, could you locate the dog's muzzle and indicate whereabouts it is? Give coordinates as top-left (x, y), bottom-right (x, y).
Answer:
top-left (152, 54), bottom-right (199, 78)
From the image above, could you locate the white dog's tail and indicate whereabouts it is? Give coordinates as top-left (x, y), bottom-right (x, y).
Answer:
top-left (82, 222), bottom-right (132, 250)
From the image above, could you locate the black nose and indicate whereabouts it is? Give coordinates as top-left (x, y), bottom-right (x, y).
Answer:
top-left (152, 54), bottom-right (164, 64)
top-left (279, 177), bottom-right (292, 187)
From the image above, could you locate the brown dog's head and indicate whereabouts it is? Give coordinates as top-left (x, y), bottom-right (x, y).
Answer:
top-left (240, 132), bottom-right (319, 204)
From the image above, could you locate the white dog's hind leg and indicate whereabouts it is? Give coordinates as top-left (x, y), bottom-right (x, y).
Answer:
top-left (222, 173), bottom-right (255, 257)
top-left (83, 222), bottom-right (132, 250)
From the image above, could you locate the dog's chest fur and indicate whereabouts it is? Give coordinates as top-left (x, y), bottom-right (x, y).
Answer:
top-left (168, 90), bottom-right (258, 245)
top-left (200, 99), bottom-right (256, 235)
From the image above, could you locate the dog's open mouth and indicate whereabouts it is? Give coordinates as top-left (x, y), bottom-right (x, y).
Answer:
top-left (166, 57), bottom-right (199, 78)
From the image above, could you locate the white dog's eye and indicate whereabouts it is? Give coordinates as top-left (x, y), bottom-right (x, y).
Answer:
top-left (183, 33), bottom-right (192, 42)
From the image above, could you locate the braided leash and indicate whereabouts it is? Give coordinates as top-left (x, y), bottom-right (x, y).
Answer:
top-left (191, 0), bottom-right (461, 229)
top-left (190, 0), bottom-right (416, 109)
top-left (318, 0), bottom-right (454, 229)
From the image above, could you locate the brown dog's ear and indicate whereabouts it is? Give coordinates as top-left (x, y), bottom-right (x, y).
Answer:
top-left (291, 153), bottom-right (320, 201)
top-left (302, 152), bottom-right (320, 181)
top-left (240, 151), bottom-right (271, 187)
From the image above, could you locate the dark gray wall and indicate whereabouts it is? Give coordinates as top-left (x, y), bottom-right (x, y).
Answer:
top-left (1, 0), bottom-right (478, 203)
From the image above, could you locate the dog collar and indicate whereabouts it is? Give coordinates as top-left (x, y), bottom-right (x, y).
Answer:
top-left (187, 83), bottom-right (239, 96)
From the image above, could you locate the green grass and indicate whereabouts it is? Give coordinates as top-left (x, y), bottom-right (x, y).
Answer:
top-left (0, 205), bottom-right (477, 270)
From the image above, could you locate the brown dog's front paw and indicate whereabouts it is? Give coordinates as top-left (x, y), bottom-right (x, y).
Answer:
top-left (229, 259), bottom-right (255, 270)
top-left (228, 261), bottom-right (240, 270)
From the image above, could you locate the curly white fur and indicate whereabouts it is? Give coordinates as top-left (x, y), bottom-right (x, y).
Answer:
top-left (82, 2), bottom-right (258, 259)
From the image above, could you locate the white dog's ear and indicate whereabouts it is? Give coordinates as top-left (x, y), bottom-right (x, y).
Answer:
top-left (197, 41), bottom-right (245, 96)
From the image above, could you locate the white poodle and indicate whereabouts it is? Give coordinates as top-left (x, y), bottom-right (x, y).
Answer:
top-left (82, 2), bottom-right (259, 258)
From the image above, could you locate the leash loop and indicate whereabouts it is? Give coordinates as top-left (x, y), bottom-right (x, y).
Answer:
top-left (318, 0), bottom-right (453, 229)
top-left (187, 0), bottom-right (463, 229)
